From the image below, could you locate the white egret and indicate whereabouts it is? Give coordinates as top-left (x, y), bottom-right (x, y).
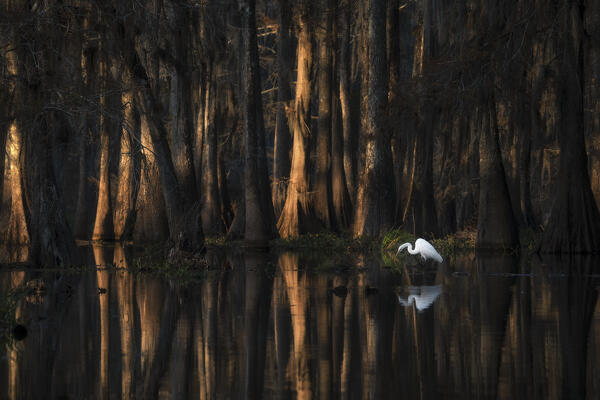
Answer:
top-left (397, 285), bottom-right (442, 312)
top-left (397, 238), bottom-right (443, 263)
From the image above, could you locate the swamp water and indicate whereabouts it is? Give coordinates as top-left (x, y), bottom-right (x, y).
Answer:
top-left (1, 246), bottom-right (600, 399)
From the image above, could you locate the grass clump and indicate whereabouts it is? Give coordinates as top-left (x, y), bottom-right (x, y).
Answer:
top-left (132, 256), bottom-right (208, 285)
top-left (431, 229), bottom-right (476, 254)
top-left (131, 244), bottom-right (209, 286)
top-left (272, 232), bottom-right (375, 252)
top-left (205, 235), bottom-right (230, 247)
top-left (381, 227), bottom-right (414, 251)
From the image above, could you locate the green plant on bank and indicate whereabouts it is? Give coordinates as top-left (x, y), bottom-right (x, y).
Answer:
top-left (431, 231), bottom-right (476, 254)
top-left (205, 235), bottom-right (229, 247)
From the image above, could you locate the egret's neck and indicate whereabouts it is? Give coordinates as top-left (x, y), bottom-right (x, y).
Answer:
top-left (398, 242), bottom-right (417, 255)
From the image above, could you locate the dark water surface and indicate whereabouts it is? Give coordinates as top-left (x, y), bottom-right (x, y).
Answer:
top-left (1, 247), bottom-right (600, 399)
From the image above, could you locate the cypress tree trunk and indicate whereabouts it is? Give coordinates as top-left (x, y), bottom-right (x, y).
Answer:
top-left (201, 78), bottom-right (225, 235)
top-left (74, 124), bottom-right (91, 239)
top-left (403, 0), bottom-right (438, 237)
top-left (240, 0), bottom-right (276, 244)
top-left (405, 110), bottom-right (439, 237)
top-left (517, 98), bottom-right (536, 227)
top-left (277, 2), bottom-right (317, 238)
top-left (338, 0), bottom-right (356, 206)
top-left (353, 0), bottom-right (395, 237)
top-left (132, 58), bottom-right (205, 252)
top-left (272, 0), bottom-right (293, 217)
top-left (4, 49), bottom-right (29, 245)
top-left (0, 61), bottom-right (9, 219)
top-left (540, 1), bottom-right (600, 253)
top-left (436, 114), bottom-right (457, 236)
top-left (455, 115), bottom-right (478, 230)
top-left (91, 99), bottom-right (114, 241)
top-left (114, 88), bottom-right (141, 240)
top-left (5, 121), bottom-right (29, 245)
top-left (26, 118), bottom-right (79, 267)
top-left (314, 0), bottom-right (334, 229)
top-left (92, 42), bottom-right (119, 242)
top-left (195, 69), bottom-right (207, 195)
top-left (476, 95), bottom-right (519, 250)
top-left (133, 115), bottom-right (169, 242)
top-left (218, 89), bottom-right (235, 228)
top-left (331, 69), bottom-right (352, 230)
top-left (74, 30), bottom-right (96, 240)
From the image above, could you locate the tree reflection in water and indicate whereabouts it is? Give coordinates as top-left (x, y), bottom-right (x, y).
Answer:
top-left (1, 249), bottom-right (599, 399)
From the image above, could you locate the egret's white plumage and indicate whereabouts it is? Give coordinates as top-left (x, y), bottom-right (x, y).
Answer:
top-left (397, 238), bottom-right (443, 263)
top-left (397, 285), bottom-right (442, 312)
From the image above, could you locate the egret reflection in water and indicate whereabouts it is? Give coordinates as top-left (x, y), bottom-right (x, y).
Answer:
top-left (397, 285), bottom-right (442, 312)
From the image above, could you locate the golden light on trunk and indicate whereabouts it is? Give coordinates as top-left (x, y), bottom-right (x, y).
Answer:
top-left (114, 90), bottom-right (137, 240)
top-left (92, 81), bottom-right (114, 241)
top-left (5, 122), bottom-right (29, 247)
top-left (5, 47), bottom-right (29, 247)
top-left (277, 16), bottom-right (313, 238)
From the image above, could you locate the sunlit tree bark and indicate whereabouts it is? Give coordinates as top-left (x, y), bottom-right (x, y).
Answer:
top-left (114, 88), bottom-right (141, 240)
top-left (91, 117), bottom-right (113, 242)
top-left (5, 122), bottom-right (29, 245)
top-left (3, 48), bottom-right (28, 246)
top-left (277, 1), bottom-right (316, 238)
top-left (92, 47), bottom-right (116, 242)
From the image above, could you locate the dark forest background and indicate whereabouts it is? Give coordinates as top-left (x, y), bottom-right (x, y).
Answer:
top-left (1, 0), bottom-right (600, 266)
